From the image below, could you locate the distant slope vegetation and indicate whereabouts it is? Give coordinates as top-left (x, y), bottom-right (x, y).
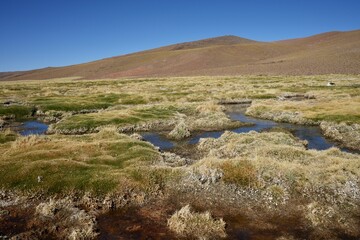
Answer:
top-left (1, 30), bottom-right (360, 80)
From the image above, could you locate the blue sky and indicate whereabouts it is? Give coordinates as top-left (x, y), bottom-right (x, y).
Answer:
top-left (0, 0), bottom-right (359, 72)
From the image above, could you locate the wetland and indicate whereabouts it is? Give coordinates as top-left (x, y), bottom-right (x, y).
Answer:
top-left (0, 75), bottom-right (359, 239)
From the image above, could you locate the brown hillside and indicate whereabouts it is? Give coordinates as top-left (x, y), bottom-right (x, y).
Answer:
top-left (1, 30), bottom-right (360, 80)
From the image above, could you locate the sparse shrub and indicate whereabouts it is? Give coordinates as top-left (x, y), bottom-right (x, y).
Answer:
top-left (167, 205), bottom-right (227, 240)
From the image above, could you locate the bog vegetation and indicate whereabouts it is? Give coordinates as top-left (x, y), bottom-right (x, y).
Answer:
top-left (0, 75), bottom-right (359, 239)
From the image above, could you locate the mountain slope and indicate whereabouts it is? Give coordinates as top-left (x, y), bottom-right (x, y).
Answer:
top-left (1, 30), bottom-right (360, 80)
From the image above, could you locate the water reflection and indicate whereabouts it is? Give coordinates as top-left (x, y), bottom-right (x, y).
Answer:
top-left (142, 105), bottom-right (353, 153)
top-left (19, 121), bottom-right (48, 136)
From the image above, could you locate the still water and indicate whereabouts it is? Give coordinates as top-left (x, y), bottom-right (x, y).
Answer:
top-left (142, 105), bottom-right (352, 153)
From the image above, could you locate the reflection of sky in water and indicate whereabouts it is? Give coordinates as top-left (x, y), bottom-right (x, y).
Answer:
top-left (141, 132), bottom-right (175, 150)
top-left (20, 121), bottom-right (48, 136)
top-left (142, 106), bottom-right (353, 153)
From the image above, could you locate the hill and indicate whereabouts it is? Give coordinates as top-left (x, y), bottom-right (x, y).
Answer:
top-left (1, 30), bottom-right (360, 80)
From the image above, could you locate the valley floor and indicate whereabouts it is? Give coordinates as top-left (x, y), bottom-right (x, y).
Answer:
top-left (0, 75), bottom-right (359, 239)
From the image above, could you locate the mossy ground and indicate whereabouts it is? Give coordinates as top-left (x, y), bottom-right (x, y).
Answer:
top-left (0, 128), bottom-right (166, 195)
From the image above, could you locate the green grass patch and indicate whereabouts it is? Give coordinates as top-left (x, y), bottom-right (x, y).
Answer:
top-left (0, 132), bottom-right (161, 195)
top-left (54, 105), bottom-right (181, 131)
top-left (310, 114), bottom-right (360, 124)
top-left (249, 94), bottom-right (276, 99)
top-left (32, 93), bottom-right (120, 111)
top-left (119, 93), bottom-right (147, 105)
top-left (0, 105), bottom-right (34, 119)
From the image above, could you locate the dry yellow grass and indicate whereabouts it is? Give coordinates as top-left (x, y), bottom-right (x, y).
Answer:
top-left (167, 205), bottom-right (227, 240)
top-left (247, 96), bottom-right (360, 124)
top-left (196, 131), bottom-right (360, 206)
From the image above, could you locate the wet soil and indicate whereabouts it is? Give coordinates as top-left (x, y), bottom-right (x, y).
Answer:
top-left (97, 195), bottom-right (359, 240)
top-left (0, 205), bottom-right (37, 238)
top-left (97, 200), bottom-right (177, 240)
top-left (96, 197), bottom-right (311, 240)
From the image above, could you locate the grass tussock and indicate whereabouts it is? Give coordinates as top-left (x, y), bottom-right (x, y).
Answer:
top-left (220, 160), bottom-right (258, 187)
top-left (186, 102), bottom-right (245, 132)
top-left (167, 205), bottom-right (227, 240)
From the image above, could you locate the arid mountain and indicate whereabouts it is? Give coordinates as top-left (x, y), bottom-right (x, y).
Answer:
top-left (1, 30), bottom-right (360, 80)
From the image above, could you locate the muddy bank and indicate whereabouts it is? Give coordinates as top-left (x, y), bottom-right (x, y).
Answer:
top-left (97, 189), bottom-right (360, 240)
top-left (97, 202), bottom-right (177, 240)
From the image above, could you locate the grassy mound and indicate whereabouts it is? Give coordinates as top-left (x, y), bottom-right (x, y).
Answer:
top-left (0, 127), bottom-right (162, 195)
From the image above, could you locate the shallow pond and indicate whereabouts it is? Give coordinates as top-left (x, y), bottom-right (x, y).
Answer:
top-left (17, 121), bottom-right (48, 136)
top-left (142, 105), bottom-right (353, 153)
top-left (12, 106), bottom-right (353, 154)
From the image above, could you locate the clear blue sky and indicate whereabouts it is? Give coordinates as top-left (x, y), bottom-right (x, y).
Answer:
top-left (1, 0), bottom-right (359, 72)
